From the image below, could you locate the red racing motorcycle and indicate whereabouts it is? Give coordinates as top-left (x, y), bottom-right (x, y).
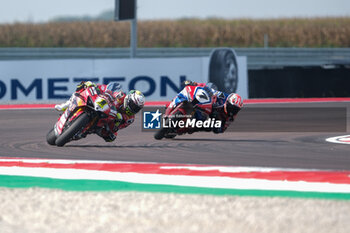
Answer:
top-left (46, 86), bottom-right (116, 147)
top-left (154, 84), bottom-right (217, 140)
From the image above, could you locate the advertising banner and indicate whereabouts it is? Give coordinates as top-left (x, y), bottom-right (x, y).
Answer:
top-left (0, 50), bottom-right (247, 103)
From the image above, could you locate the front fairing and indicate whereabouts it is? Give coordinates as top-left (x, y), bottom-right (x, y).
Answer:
top-left (54, 88), bottom-right (101, 136)
top-left (172, 85), bottom-right (215, 115)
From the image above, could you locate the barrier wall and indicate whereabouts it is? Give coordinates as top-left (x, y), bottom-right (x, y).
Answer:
top-left (0, 49), bottom-right (248, 103)
top-left (249, 66), bottom-right (350, 98)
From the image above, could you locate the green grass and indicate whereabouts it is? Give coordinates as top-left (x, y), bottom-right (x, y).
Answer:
top-left (1, 175), bottom-right (350, 200)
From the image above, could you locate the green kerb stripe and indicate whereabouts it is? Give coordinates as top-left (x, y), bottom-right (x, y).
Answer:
top-left (1, 175), bottom-right (350, 200)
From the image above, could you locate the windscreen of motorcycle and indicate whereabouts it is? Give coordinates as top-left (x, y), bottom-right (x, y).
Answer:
top-left (194, 87), bottom-right (211, 104)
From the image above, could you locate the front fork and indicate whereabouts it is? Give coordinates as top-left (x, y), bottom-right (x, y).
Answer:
top-left (60, 108), bottom-right (97, 140)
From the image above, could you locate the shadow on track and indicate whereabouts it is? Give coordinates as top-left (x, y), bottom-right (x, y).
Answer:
top-left (172, 138), bottom-right (285, 143)
top-left (63, 138), bottom-right (286, 148)
top-left (65, 144), bottom-right (178, 148)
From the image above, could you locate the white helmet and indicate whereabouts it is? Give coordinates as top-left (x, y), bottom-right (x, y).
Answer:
top-left (124, 90), bottom-right (145, 115)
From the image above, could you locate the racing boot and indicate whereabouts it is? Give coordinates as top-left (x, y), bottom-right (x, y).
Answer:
top-left (102, 133), bottom-right (116, 142)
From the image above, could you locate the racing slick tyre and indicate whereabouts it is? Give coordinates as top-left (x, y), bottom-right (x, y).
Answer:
top-left (46, 128), bottom-right (57, 145)
top-left (154, 127), bottom-right (167, 140)
top-left (55, 112), bottom-right (90, 147)
top-left (154, 110), bottom-right (185, 140)
top-left (154, 118), bottom-right (171, 140)
top-left (209, 48), bottom-right (238, 93)
top-left (154, 130), bottom-right (165, 140)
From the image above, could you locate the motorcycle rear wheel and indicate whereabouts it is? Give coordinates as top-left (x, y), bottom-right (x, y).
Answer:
top-left (55, 112), bottom-right (90, 147)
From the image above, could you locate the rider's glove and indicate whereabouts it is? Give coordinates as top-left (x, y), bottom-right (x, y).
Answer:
top-left (76, 81), bottom-right (97, 91)
top-left (85, 81), bottom-right (95, 87)
top-left (183, 80), bottom-right (198, 86)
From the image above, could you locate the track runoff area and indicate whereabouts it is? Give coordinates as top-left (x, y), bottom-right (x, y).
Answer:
top-left (0, 98), bottom-right (350, 200)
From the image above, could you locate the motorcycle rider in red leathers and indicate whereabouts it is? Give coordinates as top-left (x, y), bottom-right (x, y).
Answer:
top-left (173, 80), bottom-right (243, 133)
top-left (55, 81), bottom-right (145, 142)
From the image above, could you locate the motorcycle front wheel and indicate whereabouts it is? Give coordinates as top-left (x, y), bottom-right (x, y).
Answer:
top-left (46, 128), bottom-right (57, 145)
top-left (154, 111), bottom-right (183, 140)
top-left (55, 112), bottom-right (90, 147)
top-left (154, 117), bottom-right (171, 140)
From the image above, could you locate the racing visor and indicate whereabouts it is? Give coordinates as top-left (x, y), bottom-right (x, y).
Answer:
top-left (125, 98), bottom-right (142, 115)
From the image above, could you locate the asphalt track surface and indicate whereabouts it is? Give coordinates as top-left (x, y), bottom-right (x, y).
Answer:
top-left (0, 102), bottom-right (349, 170)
